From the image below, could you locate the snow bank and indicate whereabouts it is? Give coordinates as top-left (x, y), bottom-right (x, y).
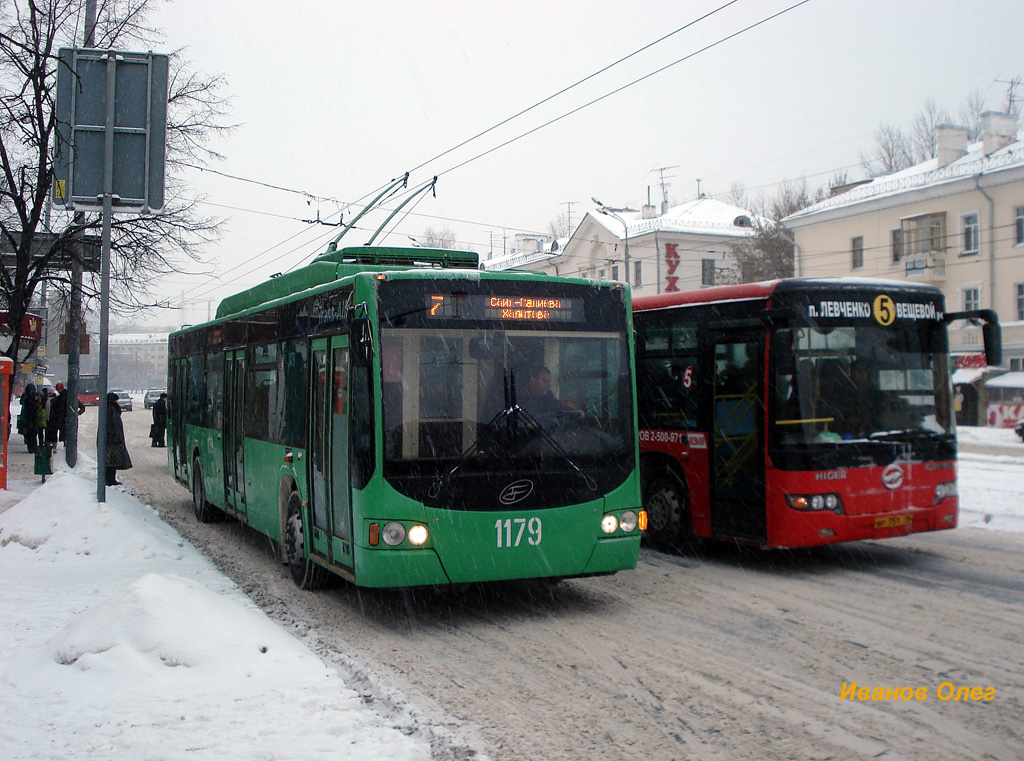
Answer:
top-left (0, 472), bottom-right (429, 761)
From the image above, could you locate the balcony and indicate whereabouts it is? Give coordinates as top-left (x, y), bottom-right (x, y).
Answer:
top-left (904, 253), bottom-right (946, 283)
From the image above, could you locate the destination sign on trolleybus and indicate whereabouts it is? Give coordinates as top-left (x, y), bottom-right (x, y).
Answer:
top-left (426, 294), bottom-right (584, 322)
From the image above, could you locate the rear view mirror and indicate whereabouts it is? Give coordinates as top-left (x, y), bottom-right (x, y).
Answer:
top-left (983, 319), bottom-right (1002, 367)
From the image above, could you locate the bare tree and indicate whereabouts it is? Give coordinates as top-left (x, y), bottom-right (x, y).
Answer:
top-left (724, 181), bottom-right (749, 209)
top-left (909, 97), bottom-right (951, 163)
top-left (860, 123), bottom-right (915, 176)
top-left (0, 0), bottom-right (230, 373)
top-left (958, 89), bottom-right (987, 141)
top-left (729, 220), bottom-right (795, 282)
top-left (547, 212), bottom-right (571, 239)
top-left (421, 224), bottom-right (457, 249)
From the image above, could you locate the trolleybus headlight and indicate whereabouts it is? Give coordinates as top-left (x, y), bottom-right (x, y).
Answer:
top-left (408, 524), bottom-right (429, 546)
top-left (619, 511), bottom-right (638, 532)
top-left (381, 522), bottom-right (406, 546)
top-left (934, 482), bottom-right (957, 504)
top-left (601, 515), bottom-right (619, 534)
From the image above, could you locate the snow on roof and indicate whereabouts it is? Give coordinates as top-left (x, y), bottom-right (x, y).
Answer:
top-left (986, 371), bottom-right (1024, 389)
top-left (785, 129), bottom-right (1024, 224)
top-left (592, 197), bottom-right (767, 241)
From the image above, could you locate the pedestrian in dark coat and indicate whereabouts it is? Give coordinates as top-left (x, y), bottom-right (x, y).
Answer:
top-left (47, 384), bottom-right (66, 447)
top-left (18, 384), bottom-right (40, 453)
top-left (105, 391), bottom-right (133, 486)
top-left (150, 393), bottom-right (167, 447)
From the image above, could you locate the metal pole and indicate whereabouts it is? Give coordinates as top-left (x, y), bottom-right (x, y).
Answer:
top-left (68, 0), bottom-right (98, 470)
top-left (96, 51), bottom-right (116, 503)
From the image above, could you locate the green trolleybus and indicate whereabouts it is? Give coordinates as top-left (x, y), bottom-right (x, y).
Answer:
top-left (168, 246), bottom-right (643, 589)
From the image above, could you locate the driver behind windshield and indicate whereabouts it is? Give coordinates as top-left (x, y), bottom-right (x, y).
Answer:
top-left (519, 367), bottom-right (585, 430)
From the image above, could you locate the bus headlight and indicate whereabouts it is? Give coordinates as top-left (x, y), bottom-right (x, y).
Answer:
top-left (786, 493), bottom-right (844, 514)
top-left (408, 524), bottom-right (429, 545)
top-left (601, 515), bottom-right (619, 534)
top-left (381, 522), bottom-right (406, 546)
top-left (619, 511), bottom-right (638, 532)
top-left (934, 482), bottom-right (957, 504)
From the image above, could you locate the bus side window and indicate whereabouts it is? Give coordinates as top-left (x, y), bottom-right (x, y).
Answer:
top-left (639, 357), bottom-right (698, 431)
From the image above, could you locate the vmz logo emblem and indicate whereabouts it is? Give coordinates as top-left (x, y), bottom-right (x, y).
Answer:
top-left (499, 479), bottom-right (534, 505)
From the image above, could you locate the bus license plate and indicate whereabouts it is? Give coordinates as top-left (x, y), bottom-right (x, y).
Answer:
top-left (873, 514), bottom-right (913, 529)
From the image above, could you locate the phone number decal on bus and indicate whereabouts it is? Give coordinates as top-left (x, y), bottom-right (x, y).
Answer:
top-left (639, 430), bottom-right (707, 449)
top-left (495, 517), bottom-right (542, 548)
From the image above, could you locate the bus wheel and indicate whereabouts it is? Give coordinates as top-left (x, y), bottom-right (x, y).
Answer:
top-left (192, 459), bottom-right (218, 523)
top-left (284, 491), bottom-right (330, 590)
top-left (643, 471), bottom-right (690, 547)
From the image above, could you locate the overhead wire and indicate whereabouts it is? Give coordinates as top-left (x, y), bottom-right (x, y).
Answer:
top-left (173, 0), bottom-right (816, 303)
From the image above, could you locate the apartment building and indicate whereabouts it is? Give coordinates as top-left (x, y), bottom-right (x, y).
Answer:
top-left (784, 112), bottom-right (1024, 426)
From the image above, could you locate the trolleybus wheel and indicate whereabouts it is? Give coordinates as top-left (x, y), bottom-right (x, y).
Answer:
top-left (643, 470), bottom-right (691, 547)
top-left (285, 491), bottom-right (330, 590)
top-left (192, 459), bottom-right (219, 523)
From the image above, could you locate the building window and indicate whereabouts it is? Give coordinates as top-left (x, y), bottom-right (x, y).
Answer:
top-left (1016, 206), bottom-right (1024, 246)
top-left (598, 268), bottom-right (606, 280)
top-left (960, 212), bottom-right (980, 256)
top-left (701, 258), bottom-right (716, 286)
top-left (634, 260), bottom-right (642, 287)
top-left (963, 286), bottom-right (980, 312)
top-left (611, 265), bottom-right (620, 282)
top-left (851, 236), bottom-right (864, 270)
top-left (1017, 283), bottom-right (1024, 321)
top-left (901, 212), bottom-right (946, 255)
top-left (890, 228), bottom-right (903, 264)
top-left (1011, 358), bottom-right (1022, 372)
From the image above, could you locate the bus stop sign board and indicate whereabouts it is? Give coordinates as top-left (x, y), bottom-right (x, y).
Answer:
top-left (52, 48), bottom-right (168, 213)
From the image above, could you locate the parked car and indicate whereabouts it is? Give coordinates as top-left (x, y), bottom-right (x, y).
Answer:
top-left (110, 389), bottom-right (132, 412)
top-left (144, 389), bottom-right (165, 409)
top-left (1015, 415), bottom-right (1024, 443)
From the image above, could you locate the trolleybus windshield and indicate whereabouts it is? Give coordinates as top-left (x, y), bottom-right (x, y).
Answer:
top-left (377, 280), bottom-right (633, 510)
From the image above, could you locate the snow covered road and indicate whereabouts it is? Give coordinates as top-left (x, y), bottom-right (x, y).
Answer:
top-left (2, 409), bottom-right (1022, 761)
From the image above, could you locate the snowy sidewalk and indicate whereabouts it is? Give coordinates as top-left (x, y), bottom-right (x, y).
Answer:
top-left (0, 454), bottom-right (431, 760)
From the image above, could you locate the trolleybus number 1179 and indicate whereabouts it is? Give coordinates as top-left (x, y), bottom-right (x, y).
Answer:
top-left (495, 517), bottom-right (543, 548)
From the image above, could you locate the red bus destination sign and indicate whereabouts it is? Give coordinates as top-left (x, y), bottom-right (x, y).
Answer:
top-left (804, 295), bottom-right (942, 326)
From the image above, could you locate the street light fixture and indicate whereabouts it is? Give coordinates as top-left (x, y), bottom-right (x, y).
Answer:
top-left (592, 198), bottom-right (634, 285)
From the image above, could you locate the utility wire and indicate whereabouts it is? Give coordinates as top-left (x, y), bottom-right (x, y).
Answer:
top-left (175, 0), bottom-right (815, 301)
top-left (406, 0), bottom-right (743, 176)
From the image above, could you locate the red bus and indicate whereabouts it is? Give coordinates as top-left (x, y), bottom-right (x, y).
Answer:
top-left (633, 278), bottom-right (1000, 549)
top-left (78, 374), bottom-right (101, 406)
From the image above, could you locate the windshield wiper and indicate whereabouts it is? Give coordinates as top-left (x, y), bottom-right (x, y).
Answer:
top-left (429, 370), bottom-right (597, 498)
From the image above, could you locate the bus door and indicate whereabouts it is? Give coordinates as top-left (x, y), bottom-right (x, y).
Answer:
top-left (308, 338), bottom-right (354, 571)
top-left (223, 349), bottom-right (246, 514)
top-left (170, 359), bottom-right (184, 478)
top-left (710, 331), bottom-right (766, 541)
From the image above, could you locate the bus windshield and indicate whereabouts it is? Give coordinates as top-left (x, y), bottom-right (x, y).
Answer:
top-left (380, 327), bottom-right (632, 508)
top-left (771, 322), bottom-right (952, 448)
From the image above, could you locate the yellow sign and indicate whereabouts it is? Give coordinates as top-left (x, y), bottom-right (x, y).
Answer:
top-left (54, 179), bottom-right (66, 200)
top-left (872, 294), bottom-right (896, 326)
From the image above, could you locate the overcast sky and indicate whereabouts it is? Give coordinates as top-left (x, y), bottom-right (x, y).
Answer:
top-left (144, 0), bottom-right (1024, 326)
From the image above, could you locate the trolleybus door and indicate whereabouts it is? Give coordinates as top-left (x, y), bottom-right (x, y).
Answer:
top-left (223, 349), bottom-right (246, 513)
top-left (170, 358), bottom-right (187, 481)
top-left (710, 332), bottom-right (765, 541)
top-left (308, 338), bottom-right (354, 571)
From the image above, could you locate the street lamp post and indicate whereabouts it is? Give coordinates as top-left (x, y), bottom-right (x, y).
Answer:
top-left (592, 198), bottom-right (632, 285)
